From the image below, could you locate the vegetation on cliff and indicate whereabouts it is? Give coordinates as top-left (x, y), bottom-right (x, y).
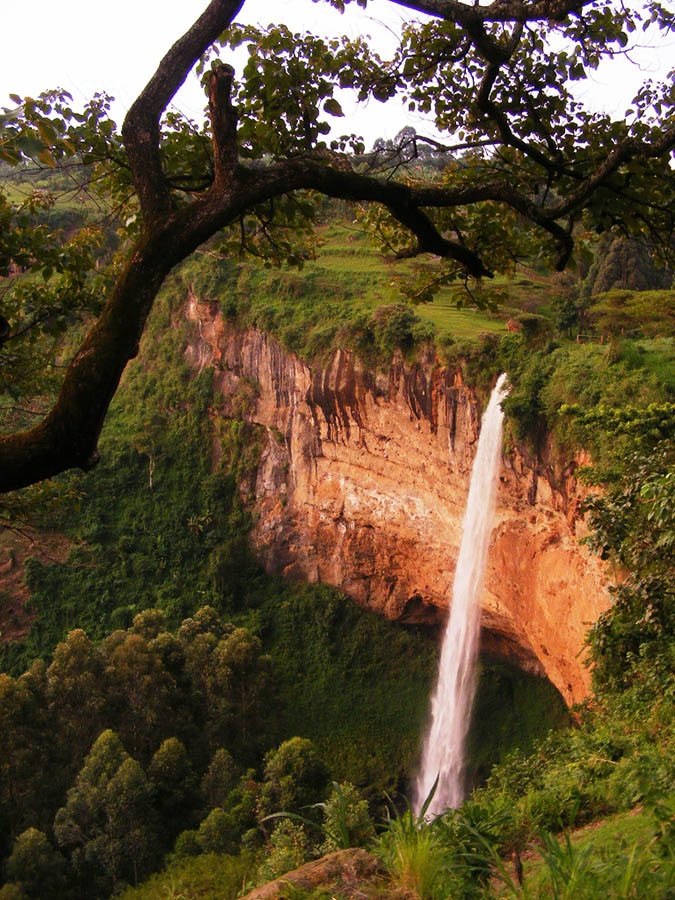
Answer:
top-left (1, 168), bottom-right (673, 898)
top-left (1, 163), bottom-right (673, 894)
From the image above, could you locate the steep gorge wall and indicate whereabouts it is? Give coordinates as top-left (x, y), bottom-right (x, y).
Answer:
top-left (186, 296), bottom-right (611, 706)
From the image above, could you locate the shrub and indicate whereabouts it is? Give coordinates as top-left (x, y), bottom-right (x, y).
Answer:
top-left (172, 830), bottom-right (201, 859)
top-left (319, 782), bottom-right (375, 854)
top-left (198, 808), bottom-right (237, 855)
top-left (258, 738), bottom-right (329, 822)
top-left (256, 820), bottom-right (311, 886)
top-left (375, 810), bottom-right (448, 900)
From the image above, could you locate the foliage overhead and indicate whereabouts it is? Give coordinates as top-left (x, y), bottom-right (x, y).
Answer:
top-left (0, 0), bottom-right (674, 492)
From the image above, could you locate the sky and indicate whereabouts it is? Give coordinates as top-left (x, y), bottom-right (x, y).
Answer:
top-left (1, 0), bottom-right (673, 148)
top-left (1, 0), bottom-right (416, 146)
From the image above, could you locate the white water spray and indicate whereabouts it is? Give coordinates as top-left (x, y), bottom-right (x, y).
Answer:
top-left (414, 373), bottom-right (509, 817)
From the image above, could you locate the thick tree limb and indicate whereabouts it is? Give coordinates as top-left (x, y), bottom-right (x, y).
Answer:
top-left (209, 64), bottom-right (239, 183)
top-left (387, 0), bottom-right (588, 24)
top-left (0, 160), bottom-right (524, 491)
top-left (122, 0), bottom-right (244, 222)
top-left (5, 115), bottom-right (669, 491)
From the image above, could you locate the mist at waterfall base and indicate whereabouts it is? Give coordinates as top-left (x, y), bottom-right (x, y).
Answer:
top-left (414, 373), bottom-right (509, 817)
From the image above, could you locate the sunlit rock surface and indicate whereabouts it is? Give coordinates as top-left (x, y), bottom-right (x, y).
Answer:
top-left (186, 297), bottom-right (611, 706)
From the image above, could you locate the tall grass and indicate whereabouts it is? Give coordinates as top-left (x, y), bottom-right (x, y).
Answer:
top-left (376, 809), bottom-right (448, 900)
top-left (372, 788), bottom-right (674, 900)
top-left (374, 782), bottom-right (449, 900)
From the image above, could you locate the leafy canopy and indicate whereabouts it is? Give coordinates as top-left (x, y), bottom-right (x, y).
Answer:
top-left (0, 0), bottom-right (673, 492)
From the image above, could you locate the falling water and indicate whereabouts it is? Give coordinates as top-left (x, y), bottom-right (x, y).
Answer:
top-left (414, 373), bottom-right (509, 817)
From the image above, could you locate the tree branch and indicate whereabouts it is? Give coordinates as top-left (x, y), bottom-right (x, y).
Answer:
top-left (387, 0), bottom-right (588, 25)
top-left (208, 63), bottom-right (239, 184)
top-left (2, 0), bottom-right (673, 494)
top-left (548, 124), bottom-right (675, 219)
top-left (121, 0), bottom-right (244, 223)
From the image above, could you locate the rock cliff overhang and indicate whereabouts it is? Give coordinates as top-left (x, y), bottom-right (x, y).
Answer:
top-left (185, 296), bottom-right (611, 706)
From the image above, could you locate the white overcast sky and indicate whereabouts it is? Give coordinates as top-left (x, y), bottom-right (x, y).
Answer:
top-left (1, 0), bottom-right (672, 148)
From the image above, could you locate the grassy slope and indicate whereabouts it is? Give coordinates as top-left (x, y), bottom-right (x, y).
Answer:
top-left (183, 222), bottom-right (509, 367)
top-left (116, 808), bottom-right (668, 900)
top-left (499, 807), bottom-right (671, 899)
top-left (305, 224), bottom-right (508, 341)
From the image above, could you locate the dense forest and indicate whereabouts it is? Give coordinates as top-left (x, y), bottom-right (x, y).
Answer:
top-left (1, 0), bottom-right (674, 897)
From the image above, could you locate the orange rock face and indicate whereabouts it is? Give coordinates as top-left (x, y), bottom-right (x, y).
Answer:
top-left (185, 300), bottom-right (611, 706)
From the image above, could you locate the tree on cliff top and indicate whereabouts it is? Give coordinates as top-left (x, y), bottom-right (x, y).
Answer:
top-left (1, 0), bottom-right (674, 494)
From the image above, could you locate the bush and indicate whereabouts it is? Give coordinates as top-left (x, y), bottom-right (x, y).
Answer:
top-left (258, 738), bottom-right (329, 822)
top-left (256, 820), bottom-right (311, 885)
top-left (375, 808), bottom-right (448, 900)
top-left (319, 782), bottom-right (375, 853)
top-left (172, 830), bottom-right (201, 859)
top-left (198, 808), bottom-right (237, 855)
top-left (0, 886), bottom-right (28, 900)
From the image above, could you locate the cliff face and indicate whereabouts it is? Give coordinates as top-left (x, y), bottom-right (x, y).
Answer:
top-left (186, 296), bottom-right (611, 706)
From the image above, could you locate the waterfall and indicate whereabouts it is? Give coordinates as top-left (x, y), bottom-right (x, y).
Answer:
top-left (414, 373), bottom-right (509, 817)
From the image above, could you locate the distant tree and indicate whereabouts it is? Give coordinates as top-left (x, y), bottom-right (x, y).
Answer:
top-left (177, 606), bottom-right (230, 646)
top-left (104, 632), bottom-right (175, 761)
top-left (584, 236), bottom-right (672, 296)
top-left (46, 629), bottom-right (108, 765)
top-left (588, 288), bottom-right (675, 338)
top-left (129, 608), bottom-right (166, 641)
top-left (180, 631), bottom-right (220, 750)
top-left (179, 619), bottom-right (271, 758)
top-left (211, 627), bottom-right (272, 755)
top-left (0, 668), bottom-right (56, 855)
top-left (53, 730), bottom-right (157, 896)
top-left (393, 126), bottom-right (418, 163)
top-left (5, 828), bottom-right (66, 900)
top-left (196, 807), bottom-right (235, 854)
top-left (148, 631), bottom-right (203, 756)
top-left (148, 738), bottom-right (199, 848)
top-left (171, 829), bottom-right (202, 859)
top-left (218, 769), bottom-right (260, 845)
top-left (371, 136), bottom-right (391, 153)
top-left (201, 747), bottom-right (238, 810)
top-left (0, 884), bottom-right (27, 900)
top-left (104, 757), bottom-right (159, 887)
top-left (551, 294), bottom-right (581, 337)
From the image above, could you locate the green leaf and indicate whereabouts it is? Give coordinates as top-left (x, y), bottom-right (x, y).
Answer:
top-left (0, 148), bottom-right (21, 165)
top-left (15, 134), bottom-right (45, 157)
top-left (37, 148), bottom-right (57, 169)
top-left (323, 98), bottom-right (344, 117)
